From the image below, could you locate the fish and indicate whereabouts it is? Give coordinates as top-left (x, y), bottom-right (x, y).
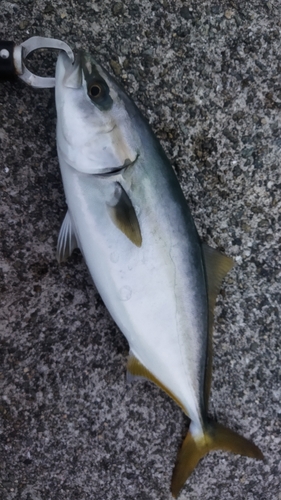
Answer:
top-left (54, 51), bottom-right (263, 497)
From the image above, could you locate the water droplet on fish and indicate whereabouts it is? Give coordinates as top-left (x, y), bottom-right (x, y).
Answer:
top-left (119, 286), bottom-right (132, 301)
top-left (110, 252), bottom-right (119, 263)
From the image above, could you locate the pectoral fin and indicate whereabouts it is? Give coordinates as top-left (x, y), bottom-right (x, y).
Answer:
top-left (57, 211), bottom-right (79, 263)
top-left (202, 244), bottom-right (234, 407)
top-left (107, 183), bottom-right (142, 247)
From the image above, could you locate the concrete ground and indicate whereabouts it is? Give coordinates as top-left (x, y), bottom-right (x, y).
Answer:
top-left (1, 1), bottom-right (280, 499)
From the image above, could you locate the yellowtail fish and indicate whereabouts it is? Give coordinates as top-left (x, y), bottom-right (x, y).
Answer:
top-left (55, 51), bottom-right (263, 497)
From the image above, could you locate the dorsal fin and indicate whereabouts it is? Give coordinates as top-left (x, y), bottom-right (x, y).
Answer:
top-left (107, 182), bottom-right (142, 247)
top-left (202, 243), bottom-right (234, 323)
top-left (202, 243), bottom-right (234, 407)
top-left (57, 211), bottom-right (79, 263)
top-left (127, 352), bottom-right (187, 414)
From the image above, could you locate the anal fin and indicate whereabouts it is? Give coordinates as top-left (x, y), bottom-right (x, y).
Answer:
top-left (127, 352), bottom-right (186, 413)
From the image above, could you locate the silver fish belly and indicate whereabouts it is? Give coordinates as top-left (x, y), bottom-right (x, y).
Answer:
top-left (55, 51), bottom-right (263, 497)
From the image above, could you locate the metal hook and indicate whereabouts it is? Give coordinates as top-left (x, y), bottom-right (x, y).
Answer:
top-left (0, 36), bottom-right (74, 88)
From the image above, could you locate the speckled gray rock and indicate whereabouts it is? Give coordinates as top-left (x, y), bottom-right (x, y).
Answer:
top-left (1, 1), bottom-right (280, 499)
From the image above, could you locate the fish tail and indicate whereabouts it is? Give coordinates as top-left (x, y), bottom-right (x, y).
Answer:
top-left (171, 421), bottom-right (264, 498)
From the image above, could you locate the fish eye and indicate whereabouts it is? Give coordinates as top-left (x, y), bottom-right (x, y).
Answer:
top-left (89, 83), bottom-right (102, 98)
top-left (86, 76), bottom-right (113, 110)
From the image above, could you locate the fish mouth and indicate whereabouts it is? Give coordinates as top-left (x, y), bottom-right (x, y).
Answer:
top-left (57, 51), bottom-right (83, 89)
top-left (58, 52), bottom-right (106, 92)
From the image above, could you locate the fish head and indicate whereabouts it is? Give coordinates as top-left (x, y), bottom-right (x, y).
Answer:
top-left (55, 52), bottom-right (140, 175)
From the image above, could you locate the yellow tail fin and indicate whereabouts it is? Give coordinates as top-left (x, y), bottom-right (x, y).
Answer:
top-left (171, 422), bottom-right (264, 498)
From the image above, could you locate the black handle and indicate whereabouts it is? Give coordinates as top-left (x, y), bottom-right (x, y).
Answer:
top-left (0, 41), bottom-right (17, 80)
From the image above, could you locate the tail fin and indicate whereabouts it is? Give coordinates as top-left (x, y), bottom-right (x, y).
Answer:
top-left (171, 421), bottom-right (263, 498)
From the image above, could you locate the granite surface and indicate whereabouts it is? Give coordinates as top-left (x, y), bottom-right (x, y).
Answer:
top-left (1, 1), bottom-right (281, 499)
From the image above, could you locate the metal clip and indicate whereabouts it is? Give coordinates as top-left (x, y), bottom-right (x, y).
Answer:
top-left (16, 36), bottom-right (74, 88)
